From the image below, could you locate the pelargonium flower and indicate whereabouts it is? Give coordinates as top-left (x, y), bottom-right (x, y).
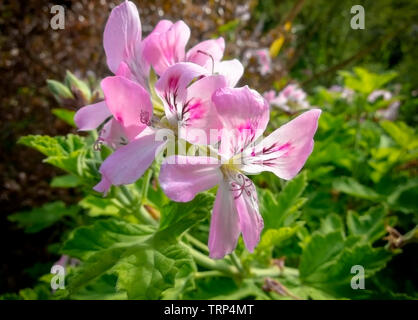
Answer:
top-left (94, 62), bottom-right (229, 194)
top-left (74, 0), bottom-right (243, 150)
top-left (74, 1), bottom-right (151, 147)
top-left (159, 86), bottom-right (321, 258)
top-left (368, 89), bottom-right (392, 103)
top-left (143, 20), bottom-right (243, 87)
top-left (328, 85), bottom-right (355, 102)
top-left (254, 49), bottom-right (272, 76)
top-left (264, 84), bottom-right (310, 112)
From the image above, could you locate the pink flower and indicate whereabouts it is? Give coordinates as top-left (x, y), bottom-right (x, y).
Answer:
top-left (143, 20), bottom-right (243, 87)
top-left (368, 89), bottom-right (392, 103)
top-left (265, 84), bottom-right (310, 112)
top-left (94, 63), bottom-right (228, 194)
top-left (74, 1), bottom-right (150, 147)
top-left (159, 86), bottom-right (321, 258)
top-left (254, 49), bottom-right (272, 76)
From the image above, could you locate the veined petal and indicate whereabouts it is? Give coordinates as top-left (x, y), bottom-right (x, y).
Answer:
top-left (155, 62), bottom-right (209, 125)
top-left (214, 59), bottom-right (244, 88)
top-left (186, 37), bottom-right (225, 70)
top-left (230, 174), bottom-right (263, 252)
top-left (212, 86), bottom-right (269, 158)
top-left (98, 131), bottom-right (165, 189)
top-left (159, 155), bottom-right (222, 202)
top-left (208, 180), bottom-right (241, 259)
top-left (143, 20), bottom-right (190, 75)
top-left (241, 109), bottom-right (321, 179)
top-left (103, 1), bottom-right (141, 74)
top-left (101, 76), bottom-right (153, 141)
top-left (74, 101), bottom-right (111, 131)
top-left (179, 74), bottom-right (227, 143)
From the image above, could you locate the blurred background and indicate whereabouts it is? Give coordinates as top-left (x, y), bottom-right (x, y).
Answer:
top-left (0, 0), bottom-right (417, 296)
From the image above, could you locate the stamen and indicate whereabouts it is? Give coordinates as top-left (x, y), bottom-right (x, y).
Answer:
top-left (140, 110), bottom-right (152, 126)
top-left (93, 129), bottom-right (106, 151)
top-left (230, 173), bottom-right (254, 199)
top-left (197, 50), bottom-right (215, 74)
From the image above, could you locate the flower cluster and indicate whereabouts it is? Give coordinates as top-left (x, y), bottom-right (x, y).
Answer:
top-left (74, 1), bottom-right (321, 259)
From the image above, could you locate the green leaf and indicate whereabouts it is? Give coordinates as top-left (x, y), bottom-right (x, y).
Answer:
top-left (78, 195), bottom-right (119, 217)
top-left (319, 213), bottom-right (344, 234)
top-left (62, 219), bottom-right (196, 299)
top-left (50, 174), bottom-right (81, 188)
top-left (8, 201), bottom-right (79, 233)
top-left (333, 177), bottom-right (381, 200)
top-left (157, 193), bottom-right (214, 240)
top-left (18, 134), bottom-right (100, 182)
top-left (380, 120), bottom-right (418, 151)
top-left (71, 274), bottom-right (127, 300)
top-left (252, 225), bottom-right (302, 264)
top-left (310, 244), bottom-right (392, 298)
top-left (347, 206), bottom-right (386, 243)
top-left (299, 231), bottom-right (345, 281)
top-left (62, 219), bottom-right (155, 260)
top-left (261, 171), bottom-right (308, 230)
top-left (52, 108), bottom-right (76, 127)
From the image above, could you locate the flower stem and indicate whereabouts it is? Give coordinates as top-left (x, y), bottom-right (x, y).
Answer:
top-left (184, 233), bottom-right (209, 253)
top-left (181, 242), bottom-right (238, 276)
top-left (195, 270), bottom-right (228, 279)
top-left (229, 252), bottom-right (245, 274)
top-left (140, 169), bottom-right (152, 205)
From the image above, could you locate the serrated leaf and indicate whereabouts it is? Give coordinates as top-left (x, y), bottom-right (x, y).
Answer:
top-left (79, 195), bottom-right (119, 217)
top-left (333, 177), bottom-right (381, 200)
top-left (299, 231), bottom-right (345, 281)
top-left (157, 193), bottom-right (214, 240)
top-left (260, 171), bottom-right (307, 230)
top-left (347, 206), bottom-right (386, 243)
top-left (319, 213), bottom-right (344, 234)
top-left (62, 219), bottom-right (196, 300)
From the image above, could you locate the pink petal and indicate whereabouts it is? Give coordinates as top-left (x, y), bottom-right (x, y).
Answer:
top-left (74, 101), bottom-right (111, 131)
top-left (93, 175), bottom-right (112, 195)
top-left (101, 76), bottom-right (152, 141)
top-left (179, 74), bottom-right (227, 143)
top-left (103, 1), bottom-right (141, 74)
top-left (159, 155), bottom-right (222, 202)
top-left (241, 109), bottom-right (321, 179)
top-left (155, 62), bottom-right (209, 125)
top-left (99, 118), bottom-right (128, 150)
top-left (214, 59), bottom-right (244, 87)
top-left (143, 20), bottom-right (190, 75)
top-left (208, 180), bottom-right (241, 259)
top-left (98, 131), bottom-right (165, 188)
top-left (232, 176), bottom-right (263, 252)
top-left (146, 20), bottom-right (173, 37)
top-left (212, 86), bottom-right (270, 158)
top-left (186, 37), bottom-right (225, 70)
top-left (115, 61), bottom-right (134, 80)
